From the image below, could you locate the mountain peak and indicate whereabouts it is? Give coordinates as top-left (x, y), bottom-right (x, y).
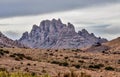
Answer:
top-left (81, 29), bottom-right (89, 34)
top-left (19, 19), bottom-right (107, 49)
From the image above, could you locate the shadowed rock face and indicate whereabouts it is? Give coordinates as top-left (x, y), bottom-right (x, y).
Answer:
top-left (0, 32), bottom-right (25, 48)
top-left (19, 19), bottom-right (107, 49)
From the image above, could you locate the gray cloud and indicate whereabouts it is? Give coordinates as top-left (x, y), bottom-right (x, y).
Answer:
top-left (0, 0), bottom-right (120, 40)
top-left (3, 31), bottom-right (21, 40)
top-left (0, 0), bottom-right (120, 18)
top-left (81, 24), bottom-right (120, 40)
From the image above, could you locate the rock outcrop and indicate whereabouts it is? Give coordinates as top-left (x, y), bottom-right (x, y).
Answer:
top-left (19, 19), bottom-right (107, 49)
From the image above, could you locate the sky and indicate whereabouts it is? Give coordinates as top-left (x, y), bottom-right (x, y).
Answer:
top-left (0, 0), bottom-right (120, 40)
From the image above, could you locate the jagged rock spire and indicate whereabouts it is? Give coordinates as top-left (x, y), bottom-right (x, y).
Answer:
top-left (19, 19), bottom-right (107, 49)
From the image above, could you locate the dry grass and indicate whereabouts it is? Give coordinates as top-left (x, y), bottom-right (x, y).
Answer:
top-left (0, 48), bottom-right (120, 77)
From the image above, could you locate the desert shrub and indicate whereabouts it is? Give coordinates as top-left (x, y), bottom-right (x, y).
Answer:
top-left (51, 60), bottom-right (60, 64)
top-left (55, 49), bottom-right (58, 52)
top-left (10, 53), bottom-right (32, 61)
top-left (49, 53), bottom-right (53, 56)
top-left (0, 51), bottom-right (4, 56)
top-left (74, 64), bottom-right (81, 69)
top-left (105, 66), bottom-right (114, 71)
top-left (64, 56), bottom-right (68, 59)
top-left (0, 49), bottom-right (9, 56)
top-left (34, 64), bottom-right (36, 66)
top-left (10, 53), bottom-right (24, 60)
top-left (78, 60), bottom-right (85, 63)
top-left (81, 56), bottom-right (89, 59)
top-left (21, 62), bottom-right (23, 65)
top-left (60, 54), bottom-right (63, 56)
top-left (61, 62), bottom-right (69, 66)
top-left (25, 56), bottom-right (32, 60)
top-left (117, 60), bottom-right (120, 64)
top-left (51, 60), bottom-right (69, 67)
top-left (89, 64), bottom-right (104, 69)
top-left (27, 63), bottom-right (31, 66)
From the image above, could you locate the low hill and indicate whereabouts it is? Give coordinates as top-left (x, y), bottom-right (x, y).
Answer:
top-left (0, 32), bottom-right (26, 48)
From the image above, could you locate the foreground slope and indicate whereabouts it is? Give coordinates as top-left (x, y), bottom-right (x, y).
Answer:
top-left (86, 37), bottom-right (120, 53)
top-left (19, 19), bottom-right (107, 49)
top-left (105, 37), bottom-right (120, 50)
top-left (0, 48), bottom-right (120, 77)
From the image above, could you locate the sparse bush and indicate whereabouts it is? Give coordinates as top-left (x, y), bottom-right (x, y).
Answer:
top-left (78, 60), bottom-right (85, 63)
top-left (51, 60), bottom-right (69, 67)
top-left (25, 56), bottom-right (32, 60)
top-left (118, 60), bottom-right (120, 64)
top-left (27, 63), bottom-right (31, 66)
top-left (81, 56), bottom-right (89, 59)
top-left (61, 62), bottom-right (69, 67)
top-left (55, 49), bottom-right (58, 52)
top-left (74, 64), bottom-right (81, 69)
top-left (64, 56), bottom-right (68, 59)
top-left (51, 60), bottom-right (60, 64)
top-left (89, 64), bottom-right (104, 69)
top-left (10, 53), bottom-right (32, 61)
top-left (34, 64), bottom-right (36, 66)
top-left (0, 49), bottom-right (9, 56)
top-left (49, 53), bottom-right (54, 56)
top-left (105, 66), bottom-right (114, 71)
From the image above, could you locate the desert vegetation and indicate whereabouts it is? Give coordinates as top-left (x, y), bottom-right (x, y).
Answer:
top-left (0, 48), bottom-right (120, 77)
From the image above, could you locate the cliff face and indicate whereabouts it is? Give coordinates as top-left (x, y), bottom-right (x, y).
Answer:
top-left (19, 19), bottom-right (107, 49)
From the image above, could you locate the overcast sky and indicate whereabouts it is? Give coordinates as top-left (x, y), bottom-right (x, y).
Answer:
top-left (0, 0), bottom-right (120, 40)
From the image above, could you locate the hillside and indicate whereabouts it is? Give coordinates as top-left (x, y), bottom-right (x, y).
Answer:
top-left (0, 32), bottom-right (26, 48)
top-left (105, 37), bottom-right (120, 50)
top-left (0, 48), bottom-right (120, 77)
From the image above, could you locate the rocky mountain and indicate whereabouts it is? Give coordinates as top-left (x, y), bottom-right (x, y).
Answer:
top-left (0, 32), bottom-right (26, 48)
top-left (19, 19), bottom-right (107, 49)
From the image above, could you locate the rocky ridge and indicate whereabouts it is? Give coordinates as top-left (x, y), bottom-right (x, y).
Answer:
top-left (19, 19), bottom-right (107, 49)
top-left (0, 32), bottom-right (26, 48)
